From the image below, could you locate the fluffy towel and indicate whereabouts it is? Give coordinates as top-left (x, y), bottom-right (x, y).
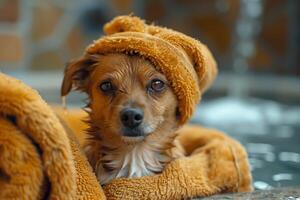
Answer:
top-left (0, 73), bottom-right (105, 200)
top-left (61, 15), bottom-right (218, 124)
top-left (0, 73), bottom-right (252, 200)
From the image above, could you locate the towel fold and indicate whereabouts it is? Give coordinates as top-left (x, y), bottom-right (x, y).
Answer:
top-left (0, 73), bottom-right (105, 200)
top-left (0, 72), bottom-right (252, 200)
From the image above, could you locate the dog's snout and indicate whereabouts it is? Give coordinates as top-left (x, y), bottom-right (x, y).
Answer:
top-left (121, 108), bottom-right (144, 128)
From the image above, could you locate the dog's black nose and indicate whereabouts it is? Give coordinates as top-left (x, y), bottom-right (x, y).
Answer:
top-left (120, 108), bottom-right (144, 128)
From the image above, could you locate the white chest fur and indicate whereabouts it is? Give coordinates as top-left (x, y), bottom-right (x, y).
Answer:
top-left (97, 142), bottom-right (171, 185)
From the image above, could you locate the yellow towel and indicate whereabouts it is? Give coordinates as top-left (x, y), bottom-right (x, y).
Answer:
top-left (0, 72), bottom-right (252, 199)
top-left (0, 73), bottom-right (105, 200)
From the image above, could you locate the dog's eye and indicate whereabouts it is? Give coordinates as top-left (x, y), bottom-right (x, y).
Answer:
top-left (150, 79), bottom-right (165, 92)
top-left (99, 81), bottom-right (114, 93)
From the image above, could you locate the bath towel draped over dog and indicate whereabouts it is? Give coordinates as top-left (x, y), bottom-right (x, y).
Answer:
top-left (0, 74), bottom-right (251, 199)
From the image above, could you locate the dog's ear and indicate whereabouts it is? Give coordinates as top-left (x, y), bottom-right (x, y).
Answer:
top-left (176, 107), bottom-right (181, 120)
top-left (61, 55), bottom-right (97, 97)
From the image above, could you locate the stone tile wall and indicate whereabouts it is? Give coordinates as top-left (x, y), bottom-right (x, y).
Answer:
top-left (0, 0), bottom-right (299, 74)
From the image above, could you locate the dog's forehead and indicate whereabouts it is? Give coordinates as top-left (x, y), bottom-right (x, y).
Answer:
top-left (91, 54), bottom-right (162, 80)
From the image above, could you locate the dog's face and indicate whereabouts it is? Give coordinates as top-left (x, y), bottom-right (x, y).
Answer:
top-left (63, 53), bottom-right (179, 144)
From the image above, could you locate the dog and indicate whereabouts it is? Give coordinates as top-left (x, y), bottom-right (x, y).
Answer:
top-left (59, 16), bottom-right (253, 196)
top-left (62, 53), bottom-right (185, 185)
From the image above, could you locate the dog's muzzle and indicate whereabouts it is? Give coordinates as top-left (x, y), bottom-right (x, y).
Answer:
top-left (120, 107), bottom-right (144, 137)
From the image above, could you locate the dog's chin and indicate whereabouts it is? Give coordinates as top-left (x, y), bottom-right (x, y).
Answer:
top-left (121, 136), bottom-right (144, 144)
top-left (120, 127), bottom-right (147, 144)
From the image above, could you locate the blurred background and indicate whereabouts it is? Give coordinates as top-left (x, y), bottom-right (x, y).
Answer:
top-left (0, 0), bottom-right (299, 191)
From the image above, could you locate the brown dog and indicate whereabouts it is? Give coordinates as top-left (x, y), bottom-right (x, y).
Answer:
top-left (62, 53), bottom-right (184, 184)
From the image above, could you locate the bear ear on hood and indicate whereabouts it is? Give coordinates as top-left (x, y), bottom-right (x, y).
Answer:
top-left (103, 15), bottom-right (147, 35)
top-left (61, 54), bottom-right (99, 97)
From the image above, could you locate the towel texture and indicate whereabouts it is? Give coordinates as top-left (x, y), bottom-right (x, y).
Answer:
top-left (102, 125), bottom-right (253, 199)
top-left (0, 73), bottom-right (105, 200)
top-left (0, 73), bottom-right (252, 200)
top-left (61, 15), bottom-right (218, 124)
